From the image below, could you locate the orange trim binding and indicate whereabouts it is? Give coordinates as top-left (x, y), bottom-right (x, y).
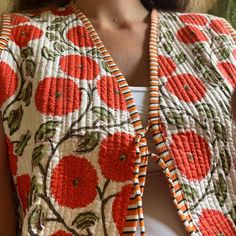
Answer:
top-left (0, 14), bottom-right (12, 54)
top-left (68, 0), bottom-right (199, 235)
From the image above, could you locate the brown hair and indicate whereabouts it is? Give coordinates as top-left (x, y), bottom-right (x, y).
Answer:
top-left (17, 0), bottom-right (189, 12)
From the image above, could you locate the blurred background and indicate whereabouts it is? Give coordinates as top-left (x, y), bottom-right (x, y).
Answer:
top-left (209, 0), bottom-right (236, 29)
top-left (0, 0), bottom-right (235, 29)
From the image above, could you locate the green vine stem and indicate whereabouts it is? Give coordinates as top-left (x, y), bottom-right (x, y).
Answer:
top-left (96, 179), bottom-right (117, 236)
top-left (2, 47), bottom-right (28, 119)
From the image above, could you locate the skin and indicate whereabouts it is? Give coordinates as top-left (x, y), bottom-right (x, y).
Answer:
top-left (77, 0), bottom-right (151, 86)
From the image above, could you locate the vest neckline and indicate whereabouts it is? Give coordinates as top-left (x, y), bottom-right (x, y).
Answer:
top-left (67, 0), bottom-right (161, 135)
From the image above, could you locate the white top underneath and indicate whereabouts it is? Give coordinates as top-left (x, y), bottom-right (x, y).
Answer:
top-left (130, 86), bottom-right (187, 236)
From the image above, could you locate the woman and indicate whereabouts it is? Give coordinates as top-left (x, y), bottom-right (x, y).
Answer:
top-left (0, 0), bottom-right (236, 235)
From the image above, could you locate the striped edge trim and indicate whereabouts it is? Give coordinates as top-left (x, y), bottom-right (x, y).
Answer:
top-left (68, 1), bottom-right (150, 235)
top-left (0, 14), bottom-right (12, 54)
top-left (68, 1), bottom-right (199, 235)
top-left (147, 11), bottom-right (200, 235)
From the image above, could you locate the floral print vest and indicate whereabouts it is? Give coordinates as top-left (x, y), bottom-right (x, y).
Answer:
top-left (0, 1), bottom-right (236, 235)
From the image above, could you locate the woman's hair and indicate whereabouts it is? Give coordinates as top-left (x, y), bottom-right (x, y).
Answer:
top-left (16, 0), bottom-right (189, 12)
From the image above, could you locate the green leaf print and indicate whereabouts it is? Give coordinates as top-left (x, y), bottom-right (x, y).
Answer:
top-left (52, 17), bottom-right (63, 24)
top-left (21, 47), bottom-right (33, 58)
top-left (32, 145), bottom-right (46, 169)
top-left (214, 173), bottom-right (227, 207)
top-left (215, 48), bottom-right (231, 60)
top-left (195, 103), bottom-right (218, 119)
top-left (53, 42), bottom-right (66, 53)
top-left (192, 43), bottom-right (205, 55)
top-left (165, 111), bottom-right (185, 128)
top-left (46, 32), bottom-right (58, 41)
top-left (163, 14), bottom-right (178, 21)
top-left (91, 106), bottom-right (115, 123)
top-left (163, 30), bottom-right (174, 42)
top-left (182, 184), bottom-right (198, 202)
top-left (47, 23), bottom-right (61, 31)
top-left (15, 130), bottom-right (32, 156)
top-left (7, 105), bottom-right (23, 135)
top-left (175, 53), bottom-right (187, 64)
top-left (28, 205), bottom-right (47, 235)
top-left (163, 42), bottom-right (173, 54)
top-left (202, 70), bottom-right (221, 86)
top-left (220, 150), bottom-right (231, 176)
top-left (75, 132), bottom-right (100, 154)
top-left (87, 48), bottom-right (99, 56)
top-left (213, 121), bottom-right (227, 143)
top-left (101, 61), bottom-right (110, 73)
top-left (194, 56), bottom-right (207, 71)
top-left (34, 120), bottom-right (62, 143)
top-left (29, 176), bottom-right (43, 206)
top-left (214, 35), bottom-right (230, 45)
top-left (25, 59), bottom-right (36, 77)
top-left (71, 211), bottom-right (99, 230)
top-left (41, 46), bottom-right (58, 61)
top-left (22, 81), bottom-right (33, 106)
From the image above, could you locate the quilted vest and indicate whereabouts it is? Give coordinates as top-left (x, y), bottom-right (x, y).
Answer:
top-left (0, 1), bottom-right (236, 235)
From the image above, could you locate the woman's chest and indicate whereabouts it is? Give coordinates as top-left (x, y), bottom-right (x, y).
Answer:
top-left (94, 26), bottom-right (150, 87)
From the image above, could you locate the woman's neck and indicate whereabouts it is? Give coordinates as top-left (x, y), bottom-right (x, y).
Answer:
top-left (74, 0), bottom-right (149, 29)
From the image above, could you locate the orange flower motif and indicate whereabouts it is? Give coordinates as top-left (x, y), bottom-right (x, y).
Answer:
top-left (170, 131), bottom-right (212, 180)
top-left (165, 74), bottom-right (207, 102)
top-left (0, 62), bottom-right (18, 108)
top-left (5, 136), bottom-right (18, 176)
top-left (217, 62), bottom-right (236, 88)
top-left (199, 209), bottom-right (236, 236)
top-left (98, 132), bottom-right (136, 182)
top-left (158, 55), bottom-right (177, 78)
top-left (11, 14), bottom-right (30, 26)
top-left (177, 25), bottom-right (208, 44)
top-left (210, 19), bottom-right (231, 35)
top-left (67, 26), bottom-right (94, 48)
top-left (97, 76), bottom-right (127, 111)
top-left (50, 155), bottom-right (98, 209)
top-left (35, 77), bottom-right (82, 116)
top-left (50, 230), bottom-right (72, 236)
top-left (179, 14), bottom-right (208, 26)
top-left (59, 55), bottom-right (100, 80)
top-left (11, 25), bottom-right (43, 48)
top-left (16, 174), bottom-right (31, 214)
top-left (112, 184), bottom-right (133, 235)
